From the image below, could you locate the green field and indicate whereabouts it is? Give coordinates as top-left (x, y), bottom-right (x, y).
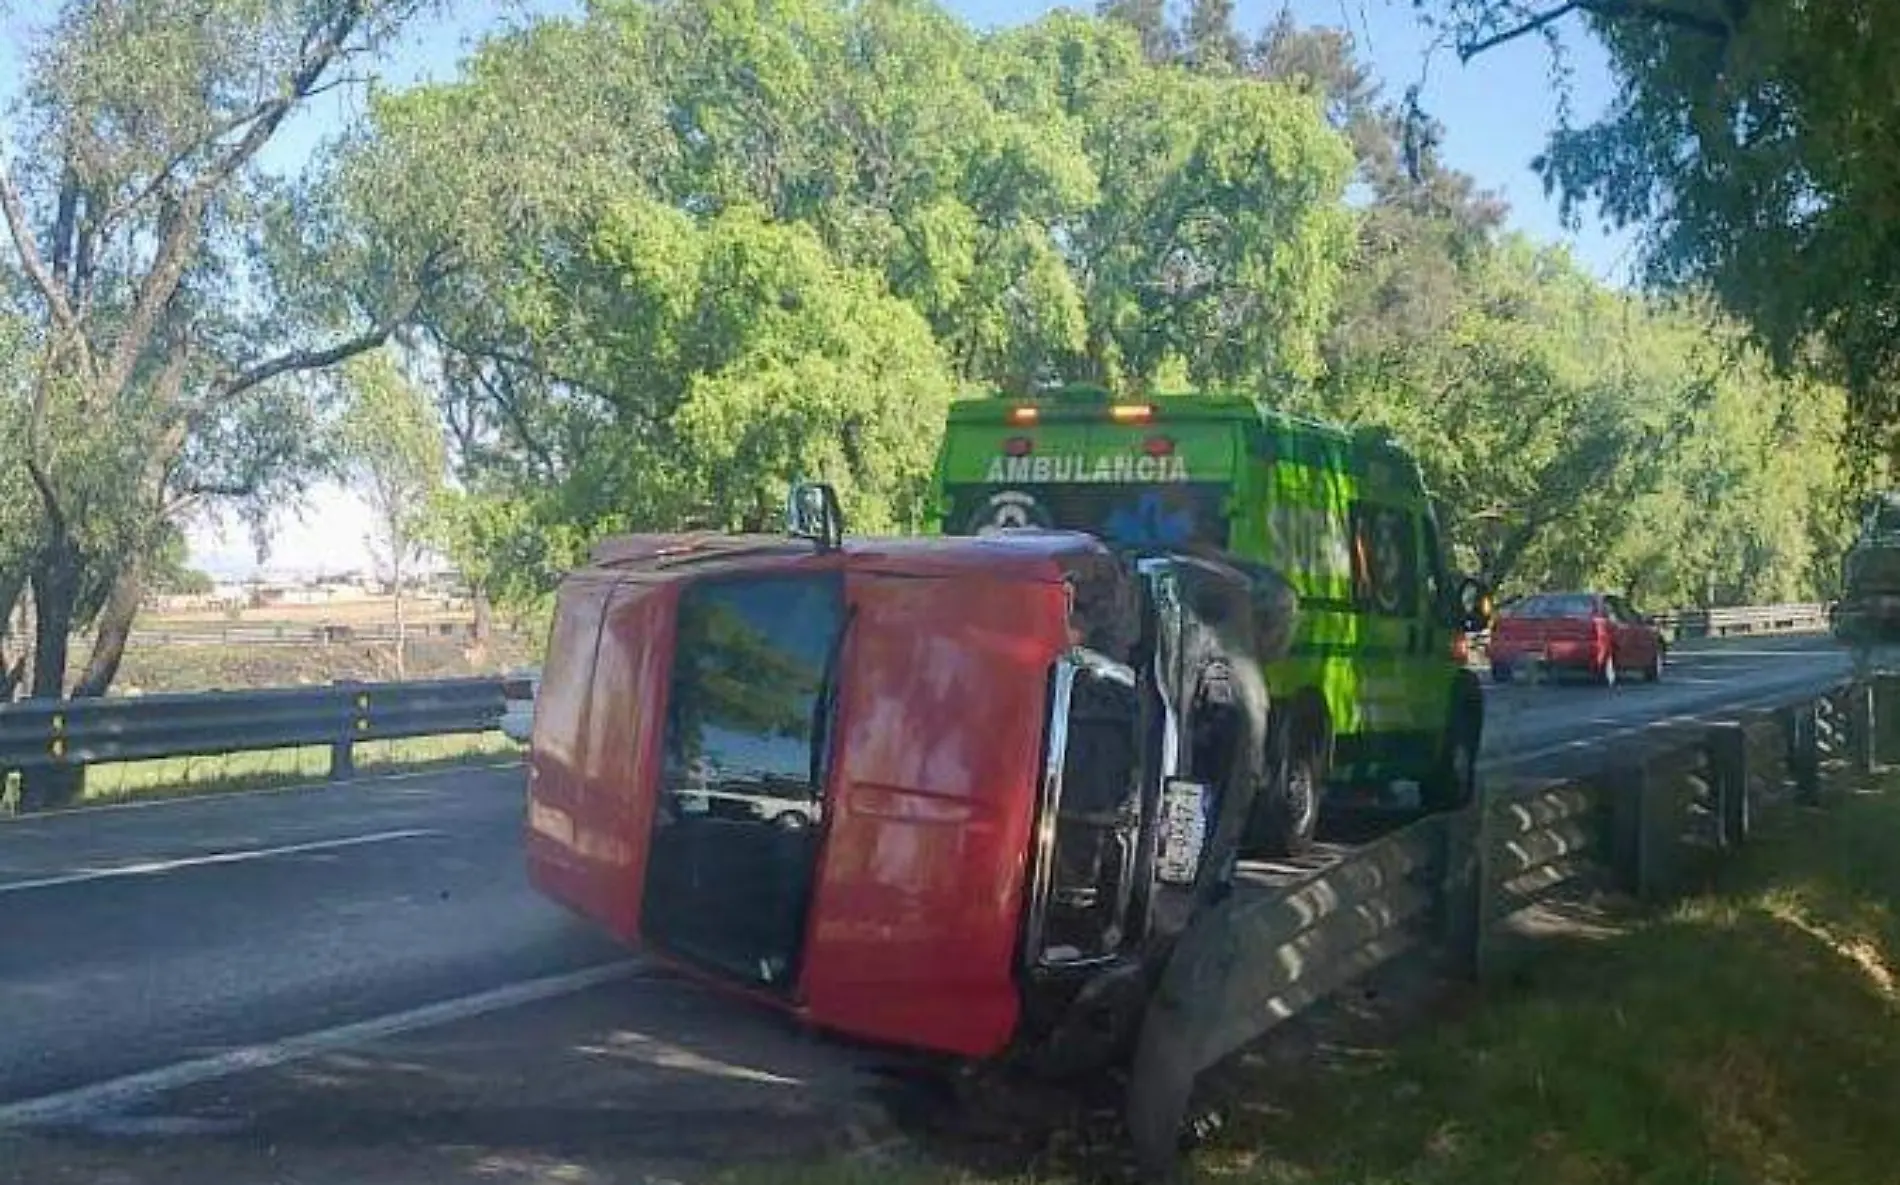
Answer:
top-left (729, 774), bottom-right (1900, 1185)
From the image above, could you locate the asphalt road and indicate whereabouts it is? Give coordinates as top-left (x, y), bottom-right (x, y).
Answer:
top-left (0, 632), bottom-right (1856, 1129)
top-left (1479, 633), bottom-right (1851, 779)
top-left (0, 766), bottom-right (625, 1107)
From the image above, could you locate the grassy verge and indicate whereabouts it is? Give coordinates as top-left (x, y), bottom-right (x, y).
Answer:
top-left (3, 732), bottom-right (522, 815)
top-left (731, 777), bottom-right (1900, 1185)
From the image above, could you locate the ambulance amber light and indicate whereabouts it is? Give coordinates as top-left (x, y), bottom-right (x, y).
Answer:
top-left (1110, 403), bottom-right (1153, 423)
top-left (1008, 406), bottom-right (1039, 425)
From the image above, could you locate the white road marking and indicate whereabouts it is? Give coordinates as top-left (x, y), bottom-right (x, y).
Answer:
top-left (0, 960), bottom-right (649, 1129)
top-left (0, 828), bottom-right (442, 896)
top-left (0, 760), bottom-right (524, 828)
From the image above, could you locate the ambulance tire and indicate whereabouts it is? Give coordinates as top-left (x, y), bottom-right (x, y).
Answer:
top-left (1422, 682), bottom-right (1483, 813)
top-left (1245, 704), bottom-right (1327, 857)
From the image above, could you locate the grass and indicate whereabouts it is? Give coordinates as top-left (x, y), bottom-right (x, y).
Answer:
top-left (2, 733), bottom-right (523, 815)
top-left (721, 776), bottom-right (1900, 1185)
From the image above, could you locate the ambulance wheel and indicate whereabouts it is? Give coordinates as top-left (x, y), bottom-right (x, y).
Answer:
top-left (1423, 687), bottom-right (1482, 813)
top-left (1246, 707), bottom-right (1326, 856)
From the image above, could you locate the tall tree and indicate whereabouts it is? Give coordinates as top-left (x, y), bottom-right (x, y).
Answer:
top-left (0, 0), bottom-right (442, 743)
top-left (1098, 0), bottom-right (1175, 62)
top-left (348, 0), bottom-right (1356, 619)
top-left (1413, 0), bottom-right (1900, 448)
top-left (1181, 0), bottom-right (1243, 72)
top-left (338, 350), bottom-right (447, 679)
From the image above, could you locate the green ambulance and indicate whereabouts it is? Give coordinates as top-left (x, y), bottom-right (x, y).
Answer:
top-left (929, 384), bottom-right (1493, 853)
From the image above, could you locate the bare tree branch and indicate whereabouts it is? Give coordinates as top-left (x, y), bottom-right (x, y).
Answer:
top-left (93, 95), bottom-right (289, 245)
top-left (103, 0), bottom-right (372, 399)
top-left (1457, 0), bottom-right (1729, 62)
top-left (0, 161), bottom-right (87, 358)
top-left (209, 281), bottom-right (432, 405)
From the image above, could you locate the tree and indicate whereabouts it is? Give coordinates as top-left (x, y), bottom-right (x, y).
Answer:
top-left (143, 527), bottom-right (214, 598)
top-left (1097, 0), bottom-right (1174, 62)
top-left (1181, 0), bottom-right (1242, 72)
top-left (1066, 64), bottom-right (1356, 392)
top-left (338, 350), bottom-right (447, 679)
top-left (0, 302), bottom-right (33, 701)
top-left (1235, 11), bottom-right (1848, 603)
top-left (0, 0), bottom-right (441, 748)
top-left (1412, 1), bottom-right (1900, 447)
top-left (347, 0), bottom-right (1357, 620)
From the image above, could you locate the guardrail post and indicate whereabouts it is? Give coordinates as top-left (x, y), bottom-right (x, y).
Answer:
top-left (330, 737), bottom-right (356, 780)
top-left (1875, 675), bottom-right (1900, 771)
top-left (1853, 681), bottom-right (1878, 775)
top-left (1707, 723), bottom-right (1748, 846)
top-left (1787, 701), bottom-right (1822, 806)
top-left (1612, 750), bottom-right (1688, 902)
top-left (1607, 760), bottom-right (1648, 899)
top-left (1437, 794), bottom-right (1489, 982)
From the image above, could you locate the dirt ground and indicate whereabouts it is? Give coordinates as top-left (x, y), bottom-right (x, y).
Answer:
top-left (114, 635), bottom-right (541, 695)
top-left (140, 595), bottom-right (482, 628)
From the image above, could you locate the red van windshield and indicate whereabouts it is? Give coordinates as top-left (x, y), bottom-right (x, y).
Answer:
top-left (643, 573), bottom-right (846, 990)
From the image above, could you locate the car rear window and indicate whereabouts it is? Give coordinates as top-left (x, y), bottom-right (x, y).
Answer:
top-left (1507, 593), bottom-right (1598, 619)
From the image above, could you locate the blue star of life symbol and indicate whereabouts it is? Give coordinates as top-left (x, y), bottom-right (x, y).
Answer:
top-left (1104, 492), bottom-right (1195, 546)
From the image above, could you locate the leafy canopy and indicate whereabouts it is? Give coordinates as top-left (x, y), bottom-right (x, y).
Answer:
top-left (1413, 0), bottom-right (1900, 450)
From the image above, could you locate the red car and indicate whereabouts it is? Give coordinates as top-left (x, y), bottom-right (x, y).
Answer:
top-left (1488, 591), bottom-right (1665, 686)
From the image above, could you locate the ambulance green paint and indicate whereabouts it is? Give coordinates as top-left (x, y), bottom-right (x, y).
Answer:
top-left (931, 387), bottom-right (1476, 795)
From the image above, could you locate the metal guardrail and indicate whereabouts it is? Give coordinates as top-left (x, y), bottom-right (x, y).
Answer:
top-left (0, 676), bottom-right (530, 782)
top-left (1654, 602), bottom-right (1832, 639)
top-left (1468, 600), bottom-right (1833, 662)
top-left (1125, 673), bottom-right (1878, 1176)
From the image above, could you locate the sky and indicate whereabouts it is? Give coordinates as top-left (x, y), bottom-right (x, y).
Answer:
top-left (4, 0), bottom-right (1633, 580)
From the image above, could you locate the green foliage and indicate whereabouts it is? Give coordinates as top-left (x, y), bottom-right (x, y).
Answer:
top-left (362, 0), bottom-right (1357, 618)
top-left (0, 0), bottom-right (441, 705)
top-left (144, 528), bottom-right (214, 597)
top-left (1413, 0), bottom-right (1900, 450)
top-left (4, 0), bottom-right (1849, 635)
top-left (1236, 13), bottom-right (1860, 608)
top-left (337, 349), bottom-right (447, 579)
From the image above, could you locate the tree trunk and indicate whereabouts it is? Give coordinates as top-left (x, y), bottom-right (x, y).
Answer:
top-left (30, 542), bottom-right (78, 699)
top-left (72, 559), bottom-right (143, 698)
top-left (392, 555), bottom-right (406, 680)
top-left (0, 568), bottom-right (26, 703)
top-left (20, 539), bottom-right (85, 811)
top-left (467, 585), bottom-right (492, 668)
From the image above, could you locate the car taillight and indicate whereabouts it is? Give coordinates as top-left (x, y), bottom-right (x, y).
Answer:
top-left (1450, 633), bottom-right (1470, 664)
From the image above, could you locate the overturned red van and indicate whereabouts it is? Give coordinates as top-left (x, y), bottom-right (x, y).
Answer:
top-left (526, 485), bottom-right (1296, 1069)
